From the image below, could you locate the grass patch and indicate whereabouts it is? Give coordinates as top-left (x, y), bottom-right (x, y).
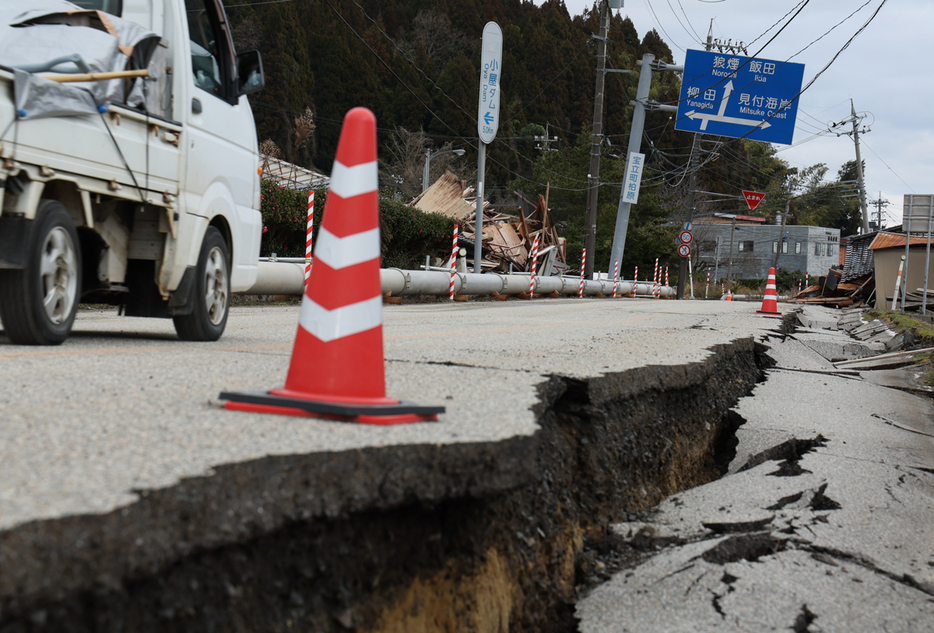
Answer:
top-left (865, 309), bottom-right (934, 346)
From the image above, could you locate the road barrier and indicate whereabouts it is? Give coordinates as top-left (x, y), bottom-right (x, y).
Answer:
top-left (244, 261), bottom-right (676, 299)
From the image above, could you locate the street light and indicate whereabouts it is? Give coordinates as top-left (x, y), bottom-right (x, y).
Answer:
top-left (422, 147), bottom-right (466, 192)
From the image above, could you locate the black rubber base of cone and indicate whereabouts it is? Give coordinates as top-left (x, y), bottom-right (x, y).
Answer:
top-left (219, 390), bottom-right (446, 417)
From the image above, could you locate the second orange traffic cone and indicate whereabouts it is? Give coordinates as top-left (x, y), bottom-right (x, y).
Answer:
top-left (757, 267), bottom-right (782, 316)
top-left (220, 108), bottom-right (443, 425)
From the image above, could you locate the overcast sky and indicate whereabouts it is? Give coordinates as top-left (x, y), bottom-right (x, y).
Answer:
top-left (540, 0), bottom-right (930, 227)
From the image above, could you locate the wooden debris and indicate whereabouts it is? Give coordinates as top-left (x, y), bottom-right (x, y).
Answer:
top-left (411, 173), bottom-right (568, 274)
top-left (787, 269), bottom-right (874, 309)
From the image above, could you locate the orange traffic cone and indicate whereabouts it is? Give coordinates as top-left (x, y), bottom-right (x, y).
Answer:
top-left (757, 267), bottom-right (782, 316)
top-left (220, 108), bottom-right (443, 425)
top-left (725, 290), bottom-right (732, 301)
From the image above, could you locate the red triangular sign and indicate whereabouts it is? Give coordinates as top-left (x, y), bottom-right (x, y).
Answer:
top-left (742, 190), bottom-right (765, 211)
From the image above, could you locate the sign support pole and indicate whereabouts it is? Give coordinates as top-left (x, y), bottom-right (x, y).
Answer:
top-left (677, 133), bottom-right (701, 300)
top-left (474, 142), bottom-right (486, 273)
top-left (474, 21), bottom-right (502, 274)
top-left (924, 196), bottom-right (933, 315)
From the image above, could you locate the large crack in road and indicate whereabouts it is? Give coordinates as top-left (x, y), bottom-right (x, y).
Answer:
top-left (576, 310), bottom-right (934, 633)
top-left (1, 328), bottom-right (772, 632)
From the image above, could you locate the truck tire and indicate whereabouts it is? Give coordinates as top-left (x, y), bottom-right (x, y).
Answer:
top-left (173, 227), bottom-right (230, 341)
top-left (0, 200), bottom-right (82, 345)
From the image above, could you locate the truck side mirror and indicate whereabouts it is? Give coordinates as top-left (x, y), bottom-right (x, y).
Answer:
top-left (237, 50), bottom-right (265, 96)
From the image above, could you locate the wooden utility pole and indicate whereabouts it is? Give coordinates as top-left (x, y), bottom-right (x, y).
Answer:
top-left (583, 0), bottom-right (610, 280)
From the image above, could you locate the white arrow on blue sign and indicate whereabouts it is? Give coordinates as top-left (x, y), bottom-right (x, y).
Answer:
top-left (675, 49), bottom-right (804, 145)
top-left (478, 22), bottom-right (503, 144)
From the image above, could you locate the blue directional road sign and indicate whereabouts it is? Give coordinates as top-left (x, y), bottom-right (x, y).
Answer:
top-left (675, 49), bottom-right (804, 145)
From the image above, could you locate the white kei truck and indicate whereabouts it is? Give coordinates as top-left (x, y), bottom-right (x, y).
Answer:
top-left (0, 0), bottom-right (265, 344)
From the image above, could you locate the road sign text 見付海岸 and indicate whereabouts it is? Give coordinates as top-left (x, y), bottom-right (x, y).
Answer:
top-left (675, 50), bottom-right (804, 145)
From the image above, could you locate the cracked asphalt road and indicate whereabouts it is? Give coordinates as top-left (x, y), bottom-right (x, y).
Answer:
top-left (577, 307), bottom-right (934, 632)
top-left (0, 297), bottom-right (770, 531)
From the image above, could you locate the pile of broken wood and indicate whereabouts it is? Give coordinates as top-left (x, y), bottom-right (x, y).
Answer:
top-left (896, 288), bottom-right (934, 312)
top-left (787, 267), bottom-right (874, 308)
top-left (410, 171), bottom-right (567, 273)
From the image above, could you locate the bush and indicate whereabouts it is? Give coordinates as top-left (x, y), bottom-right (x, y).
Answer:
top-left (260, 182), bottom-right (318, 258)
top-left (259, 179), bottom-right (455, 270)
top-left (379, 198), bottom-right (454, 270)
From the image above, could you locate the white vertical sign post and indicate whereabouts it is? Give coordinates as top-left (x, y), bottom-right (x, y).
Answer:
top-left (474, 22), bottom-right (503, 273)
top-left (622, 152), bottom-right (646, 205)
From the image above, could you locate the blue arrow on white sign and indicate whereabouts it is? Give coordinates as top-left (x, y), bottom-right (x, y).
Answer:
top-left (477, 22), bottom-right (503, 145)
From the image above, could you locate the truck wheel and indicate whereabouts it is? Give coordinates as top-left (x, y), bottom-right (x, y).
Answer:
top-left (0, 200), bottom-right (82, 345)
top-left (173, 227), bottom-right (230, 341)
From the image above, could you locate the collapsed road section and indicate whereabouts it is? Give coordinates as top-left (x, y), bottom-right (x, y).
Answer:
top-left (6, 302), bottom-right (930, 631)
top-left (577, 307), bottom-right (934, 632)
top-left (0, 299), bottom-right (778, 632)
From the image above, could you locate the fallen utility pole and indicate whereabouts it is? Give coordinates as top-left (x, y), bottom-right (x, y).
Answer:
top-left (607, 54), bottom-right (681, 278)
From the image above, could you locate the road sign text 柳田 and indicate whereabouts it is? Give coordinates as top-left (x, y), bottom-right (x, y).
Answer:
top-left (675, 49), bottom-right (804, 145)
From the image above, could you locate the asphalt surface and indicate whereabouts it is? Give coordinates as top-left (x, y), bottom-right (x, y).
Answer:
top-left (2, 298), bottom-right (933, 632)
top-left (2, 297), bottom-right (769, 531)
top-left (577, 306), bottom-right (934, 632)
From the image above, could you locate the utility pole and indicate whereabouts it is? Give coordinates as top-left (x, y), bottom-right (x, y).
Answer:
top-left (713, 236), bottom-right (721, 283)
top-left (583, 0), bottom-right (610, 280)
top-left (772, 198), bottom-right (790, 270)
top-left (606, 54), bottom-right (681, 277)
top-left (832, 99), bottom-right (871, 234)
top-left (868, 192), bottom-right (890, 230)
top-left (726, 216), bottom-right (737, 287)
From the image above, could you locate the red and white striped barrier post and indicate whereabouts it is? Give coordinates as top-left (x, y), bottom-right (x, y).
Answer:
top-left (449, 223), bottom-right (458, 300)
top-left (634, 266), bottom-right (638, 295)
top-left (578, 248), bottom-right (587, 298)
top-left (612, 259), bottom-right (619, 298)
top-left (304, 190), bottom-right (315, 285)
top-left (891, 255), bottom-right (906, 311)
top-left (529, 232), bottom-right (541, 297)
top-left (805, 272), bottom-right (809, 288)
top-left (653, 258), bottom-right (659, 298)
top-left (664, 263), bottom-right (669, 290)
top-left (705, 270), bottom-right (710, 299)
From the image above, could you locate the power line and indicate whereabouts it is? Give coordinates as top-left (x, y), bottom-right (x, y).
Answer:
top-left (859, 137), bottom-right (915, 194)
top-left (643, 0), bottom-right (686, 52)
top-left (730, 0), bottom-right (889, 144)
top-left (785, 0), bottom-right (876, 62)
top-left (664, 0), bottom-right (704, 47)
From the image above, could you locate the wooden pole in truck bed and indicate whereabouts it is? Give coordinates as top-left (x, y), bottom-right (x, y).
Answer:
top-left (45, 69), bottom-right (149, 83)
